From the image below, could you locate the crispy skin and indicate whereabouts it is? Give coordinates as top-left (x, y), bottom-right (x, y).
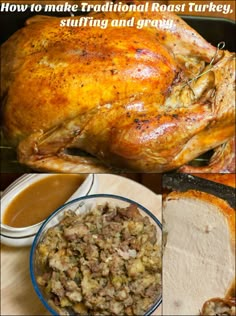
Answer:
top-left (193, 172), bottom-right (236, 188)
top-left (1, 11), bottom-right (235, 173)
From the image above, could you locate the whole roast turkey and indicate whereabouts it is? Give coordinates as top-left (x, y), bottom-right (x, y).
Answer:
top-left (1, 8), bottom-right (235, 173)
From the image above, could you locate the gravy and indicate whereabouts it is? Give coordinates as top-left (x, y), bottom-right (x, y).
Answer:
top-left (3, 174), bottom-right (86, 228)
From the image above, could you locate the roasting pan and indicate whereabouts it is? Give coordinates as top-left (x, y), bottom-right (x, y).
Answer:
top-left (0, 12), bottom-right (235, 172)
top-left (163, 173), bottom-right (236, 208)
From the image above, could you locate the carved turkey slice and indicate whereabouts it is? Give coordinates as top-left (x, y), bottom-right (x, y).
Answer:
top-left (1, 8), bottom-right (235, 172)
top-left (163, 190), bottom-right (235, 315)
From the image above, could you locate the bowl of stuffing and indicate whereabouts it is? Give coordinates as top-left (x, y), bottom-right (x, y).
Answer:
top-left (30, 194), bottom-right (162, 316)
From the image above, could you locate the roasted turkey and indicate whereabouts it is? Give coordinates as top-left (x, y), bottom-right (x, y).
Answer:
top-left (163, 190), bottom-right (235, 315)
top-left (1, 8), bottom-right (235, 173)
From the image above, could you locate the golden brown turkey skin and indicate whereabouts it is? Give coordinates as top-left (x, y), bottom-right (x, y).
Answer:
top-left (1, 11), bottom-right (235, 173)
top-left (2, 16), bottom-right (177, 142)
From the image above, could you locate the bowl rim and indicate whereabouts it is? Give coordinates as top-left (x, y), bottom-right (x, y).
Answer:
top-left (0, 231), bottom-right (36, 239)
top-left (0, 174), bottom-right (95, 234)
top-left (30, 193), bottom-right (162, 316)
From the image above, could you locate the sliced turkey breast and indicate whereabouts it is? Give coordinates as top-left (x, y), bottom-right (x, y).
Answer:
top-left (163, 190), bottom-right (235, 316)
